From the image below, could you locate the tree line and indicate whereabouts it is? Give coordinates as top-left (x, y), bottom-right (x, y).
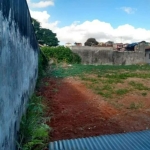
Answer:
top-left (32, 18), bottom-right (59, 47)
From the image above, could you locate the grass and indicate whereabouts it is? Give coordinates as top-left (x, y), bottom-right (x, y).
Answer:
top-left (142, 92), bottom-right (147, 96)
top-left (115, 89), bottom-right (129, 96)
top-left (129, 81), bottom-right (150, 91)
top-left (103, 72), bottom-right (150, 80)
top-left (49, 64), bottom-right (150, 107)
top-left (17, 51), bottom-right (50, 150)
top-left (128, 102), bottom-right (143, 110)
top-left (101, 78), bottom-right (124, 84)
top-left (49, 64), bottom-right (150, 78)
top-left (17, 95), bottom-right (51, 150)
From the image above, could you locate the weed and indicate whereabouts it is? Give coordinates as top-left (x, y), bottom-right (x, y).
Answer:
top-left (115, 89), bottom-right (129, 96)
top-left (128, 102), bottom-right (143, 109)
top-left (80, 76), bottom-right (98, 83)
top-left (94, 84), bottom-right (114, 98)
top-left (45, 82), bottom-right (49, 86)
top-left (101, 84), bottom-right (113, 91)
top-left (17, 95), bottom-right (51, 150)
top-left (102, 78), bottom-right (123, 84)
top-left (142, 92), bottom-right (147, 96)
top-left (98, 91), bottom-right (113, 98)
top-left (52, 88), bottom-right (58, 93)
top-left (129, 81), bottom-right (150, 91)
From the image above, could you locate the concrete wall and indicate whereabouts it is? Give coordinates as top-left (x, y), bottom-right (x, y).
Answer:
top-left (0, 0), bottom-right (39, 150)
top-left (71, 46), bottom-right (145, 65)
top-left (145, 50), bottom-right (150, 64)
top-left (135, 42), bottom-right (147, 51)
top-left (113, 51), bottom-right (145, 65)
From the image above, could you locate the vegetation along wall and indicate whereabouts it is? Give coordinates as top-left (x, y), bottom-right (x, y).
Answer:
top-left (71, 46), bottom-right (145, 65)
top-left (0, 0), bottom-right (39, 149)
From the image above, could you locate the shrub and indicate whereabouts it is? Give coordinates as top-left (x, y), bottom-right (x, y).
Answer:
top-left (17, 51), bottom-right (50, 150)
top-left (41, 46), bottom-right (81, 64)
top-left (17, 95), bottom-right (50, 150)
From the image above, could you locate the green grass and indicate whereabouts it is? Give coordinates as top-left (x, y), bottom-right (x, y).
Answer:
top-left (115, 89), bottom-right (129, 96)
top-left (49, 64), bottom-right (150, 78)
top-left (101, 78), bottom-right (124, 84)
top-left (80, 76), bottom-right (98, 83)
top-left (49, 64), bottom-right (150, 100)
top-left (128, 102), bottom-right (143, 110)
top-left (142, 92), bottom-right (147, 96)
top-left (129, 81), bottom-right (150, 91)
top-left (97, 91), bottom-right (113, 98)
top-left (17, 95), bottom-right (51, 150)
top-left (104, 72), bottom-right (150, 80)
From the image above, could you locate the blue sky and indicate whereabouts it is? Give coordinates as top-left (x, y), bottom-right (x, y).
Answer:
top-left (27, 0), bottom-right (150, 44)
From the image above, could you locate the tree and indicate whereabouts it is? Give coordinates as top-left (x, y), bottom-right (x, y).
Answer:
top-left (32, 18), bottom-right (59, 46)
top-left (84, 38), bottom-right (98, 46)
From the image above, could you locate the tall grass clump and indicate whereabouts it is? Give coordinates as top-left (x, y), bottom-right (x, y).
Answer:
top-left (17, 95), bottom-right (50, 150)
top-left (17, 50), bottom-right (50, 150)
top-left (37, 51), bottom-right (48, 86)
top-left (41, 46), bottom-right (81, 64)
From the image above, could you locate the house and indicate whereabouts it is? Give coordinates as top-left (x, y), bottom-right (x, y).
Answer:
top-left (113, 43), bottom-right (123, 51)
top-left (74, 42), bottom-right (82, 46)
top-left (105, 41), bottom-right (113, 46)
top-left (145, 46), bottom-right (150, 64)
top-left (98, 42), bottom-right (104, 46)
top-left (65, 42), bottom-right (72, 48)
top-left (134, 42), bottom-right (147, 52)
top-left (123, 43), bottom-right (128, 48)
top-left (97, 42), bottom-right (113, 47)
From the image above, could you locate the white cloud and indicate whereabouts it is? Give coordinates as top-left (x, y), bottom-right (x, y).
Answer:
top-left (30, 10), bottom-right (59, 29)
top-left (29, 10), bottom-right (150, 45)
top-left (27, 0), bottom-right (54, 8)
top-left (55, 20), bottom-right (150, 45)
top-left (120, 7), bottom-right (137, 14)
top-left (30, 10), bottom-right (50, 23)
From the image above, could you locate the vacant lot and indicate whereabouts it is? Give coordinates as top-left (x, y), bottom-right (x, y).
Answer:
top-left (38, 64), bottom-right (150, 141)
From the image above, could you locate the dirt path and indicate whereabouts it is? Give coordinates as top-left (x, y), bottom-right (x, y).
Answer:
top-left (37, 77), bottom-right (150, 141)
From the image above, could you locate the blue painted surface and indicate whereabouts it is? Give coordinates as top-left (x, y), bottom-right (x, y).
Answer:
top-left (0, 0), bottom-right (39, 149)
top-left (49, 130), bottom-right (150, 150)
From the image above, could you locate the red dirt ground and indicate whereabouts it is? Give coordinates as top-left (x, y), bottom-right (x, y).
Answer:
top-left (37, 77), bottom-right (150, 142)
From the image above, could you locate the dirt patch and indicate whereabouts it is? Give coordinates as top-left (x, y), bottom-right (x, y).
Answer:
top-left (37, 77), bottom-right (150, 142)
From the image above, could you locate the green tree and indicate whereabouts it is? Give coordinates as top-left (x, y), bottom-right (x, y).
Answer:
top-left (84, 38), bottom-right (98, 46)
top-left (32, 18), bottom-right (59, 46)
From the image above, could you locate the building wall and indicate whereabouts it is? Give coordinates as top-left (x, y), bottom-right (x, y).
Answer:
top-left (0, 0), bottom-right (39, 150)
top-left (145, 51), bottom-right (150, 64)
top-left (71, 46), bottom-right (145, 65)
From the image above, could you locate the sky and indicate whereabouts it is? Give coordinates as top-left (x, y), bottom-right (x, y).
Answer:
top-left (27, 0), bottom-right (150, 45)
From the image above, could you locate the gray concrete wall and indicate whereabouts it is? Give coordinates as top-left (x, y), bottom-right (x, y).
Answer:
top-left (0, 0), bottom-right (39, 150)
top-left (113, 51), bottom-right (145, 65)
top-left (145, 51), bottom-right (150, 64)
top-left (135, 42), bottom-right (147, 52)
top-left (71, 46), bottom-right (145, 65)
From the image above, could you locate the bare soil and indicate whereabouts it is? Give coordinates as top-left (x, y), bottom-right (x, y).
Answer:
top-left (37, 77), bottom-right (150, 142)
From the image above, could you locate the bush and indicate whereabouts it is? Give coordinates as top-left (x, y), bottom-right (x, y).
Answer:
top-left (17, 51), bottom-right (49, 150)
top-left (41, 46), bottom-right (81, 64)
top-left (17, 95), bottom-right (50, 150)
top-left (38, 50), bottom-right (48, 78)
